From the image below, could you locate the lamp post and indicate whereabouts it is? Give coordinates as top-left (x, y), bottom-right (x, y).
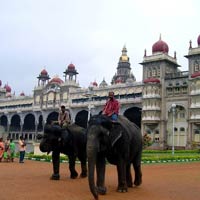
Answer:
top-left (171, 103), bottom-right (176, 155)
top-left (84, 85), bottom-right (96, 122)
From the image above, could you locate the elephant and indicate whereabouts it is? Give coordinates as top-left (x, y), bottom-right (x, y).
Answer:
top-left (86, 114), bottom-right (142, 199)
top-left (38, 123), bottom-right (87, 180)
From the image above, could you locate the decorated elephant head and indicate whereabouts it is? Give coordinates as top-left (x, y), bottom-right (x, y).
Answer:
top-left (38, 124), bottom-right (69, 153)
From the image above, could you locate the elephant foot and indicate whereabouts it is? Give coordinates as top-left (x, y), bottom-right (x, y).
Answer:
top-left (97, 186), bottom-right (107, 195)
top-left (70, 171), bottom-right (78, 179)
top-left (80, 171), bottom-right (87, 178)
top-left (134, 172), bottom-right (142, 186)
top-left (117, 186), bottom-right (128, 193)
top-left (134, 178), bottom-right (142, 186)
top-left (50, 174), bottom-right (60, 180)
top-left (127, 182), bottom-right (133, 188)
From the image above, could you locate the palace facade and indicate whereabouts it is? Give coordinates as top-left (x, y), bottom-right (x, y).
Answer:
top-left (1, 34), bottom-right (200, 151)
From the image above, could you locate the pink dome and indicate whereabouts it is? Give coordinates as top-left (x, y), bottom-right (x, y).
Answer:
top-left (41, 69), bottom-right (48, 76)
top-left (49, 76), bottom-right (64, 84)
top-left (68, 63), bottom-right (75, 70)
top-left (4, 84), bottom-right (11, 92)
top-left (143, 78), bottom-right (160, 83)
top-left (20, 91), bottom-right (25, 96)
top-left (92, 81), bottom-right (98, 87)
top-left (197, 35), bottom-right (200, 46)
top-left (152, 38), bottom-right (169, 53)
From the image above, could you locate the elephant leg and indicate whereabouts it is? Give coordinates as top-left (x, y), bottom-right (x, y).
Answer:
top-left (96, 156), bottom-right (107, 195)
top-left (78, 154), bottom-right (87, 178)
top-left (133, 163), bottom-right (142, 186)
top-left (68, 155), bottom-right (78, 179)
top-left (133, 153), bottom-right (142, 186)
top-left (126, 164), bottom-right (133, 187)
top-left (116, 159), bottom-right (128, 192)
top-left (51, 151), bottom-right (60, 180)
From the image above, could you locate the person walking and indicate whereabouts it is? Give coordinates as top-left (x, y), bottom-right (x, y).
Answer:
top-left (0, 137), bottom-right (4, 162)
top-left (102, 91), bottom-right (120, 121)
top-left (18, 136), bottom-right (26, 163)
top-left (3, 137), bottom-right (10, 162)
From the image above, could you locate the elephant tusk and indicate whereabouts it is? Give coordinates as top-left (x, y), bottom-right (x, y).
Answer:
top-left (111, 131), bottom-right (122, 146)
top-left (106, 131), bottom-right (110, 136)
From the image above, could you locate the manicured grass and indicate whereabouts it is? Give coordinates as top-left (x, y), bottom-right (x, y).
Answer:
top-left (142, 149), bottom-right (200, 163)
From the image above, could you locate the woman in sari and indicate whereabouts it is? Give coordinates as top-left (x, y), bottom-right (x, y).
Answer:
top-left (0, 137), bottom-right (4, 162)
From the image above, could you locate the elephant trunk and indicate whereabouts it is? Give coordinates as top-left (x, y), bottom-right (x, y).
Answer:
top-left (39, 140), bottom-right (50, 153)
top-left (87, 139), bottom-right (98, 200)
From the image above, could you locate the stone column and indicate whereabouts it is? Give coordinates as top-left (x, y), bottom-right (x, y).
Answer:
top-left (35, 120), bottom-right (38, 141)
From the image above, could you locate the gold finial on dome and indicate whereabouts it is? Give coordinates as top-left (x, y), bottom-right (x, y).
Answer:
top-left (120, 45), bottom-right (129, 61)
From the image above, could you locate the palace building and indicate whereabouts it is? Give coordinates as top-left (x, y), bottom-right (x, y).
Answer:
top-left (0, 34), bottom-right (200, 151)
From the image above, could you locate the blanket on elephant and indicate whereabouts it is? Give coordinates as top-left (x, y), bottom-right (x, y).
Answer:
top-left (117, 115), bottom-right (141, 135)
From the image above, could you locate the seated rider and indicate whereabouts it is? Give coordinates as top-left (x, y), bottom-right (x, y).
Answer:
top-left (102, 91), bottom-right (120, 121)
top-left (58, 105), bottom-right (71, 128)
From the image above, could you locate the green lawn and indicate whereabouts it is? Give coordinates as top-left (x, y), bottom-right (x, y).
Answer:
top-left (142, 149), bottom-right (200, 163)
top-left (22, 149), bottom-right (200, 164)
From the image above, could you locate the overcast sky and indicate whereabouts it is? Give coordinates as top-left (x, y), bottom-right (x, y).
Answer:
top-left (0, 0), bottom-right (199, 96)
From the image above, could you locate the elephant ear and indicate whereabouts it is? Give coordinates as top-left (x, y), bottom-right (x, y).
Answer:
top-left (51, 125), bottom-right (62, 135)
top-left (109, 124), bottom-right (123, 146)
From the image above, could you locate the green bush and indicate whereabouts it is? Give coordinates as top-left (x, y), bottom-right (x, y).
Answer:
top-left (19, 149), bottom-right (200, 164)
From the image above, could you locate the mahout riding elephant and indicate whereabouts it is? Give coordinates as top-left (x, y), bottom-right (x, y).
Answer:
top-left (38, 123), bottom-right (87, 180)
top-left (86, 114), bottom-right (142, 199)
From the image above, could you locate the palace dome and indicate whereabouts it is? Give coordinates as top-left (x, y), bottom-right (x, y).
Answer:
top-left (92, 81), bottom-right (98, 87)
top-left (68, 63), bottom-right (75, 70)
top-left (4, 84), bottom-right (11, 92)
top-left (40, 69), bottom-right (48, 76)
top-left (197, 35), bottom-right (200, 46)
top-left (99, 78), bottom-right (108, 87)
top-left (49, 76), bottom-right (64, 84)
top-left (152, 37), bottom-right (169, 54)
top-left (20, 91), bottom-right (25, 96)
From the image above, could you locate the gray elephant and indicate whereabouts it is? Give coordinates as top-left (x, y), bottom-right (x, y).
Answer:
top-left (86, 114), bottom-right (142, 199)
top-left (38, 123), bottom-right (87, 180)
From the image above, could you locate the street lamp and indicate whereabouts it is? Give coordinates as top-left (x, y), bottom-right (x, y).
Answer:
top-left (171, 103), bottom-right (176, 155)
top-left (84, 85), bottom-right (96, 122)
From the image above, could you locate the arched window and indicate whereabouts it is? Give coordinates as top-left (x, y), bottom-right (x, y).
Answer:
top-left (180, 127), bottom-right (185, 132)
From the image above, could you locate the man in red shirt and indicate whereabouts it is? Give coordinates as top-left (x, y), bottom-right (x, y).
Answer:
top-left (102, 91), bottom-right (120, 121)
